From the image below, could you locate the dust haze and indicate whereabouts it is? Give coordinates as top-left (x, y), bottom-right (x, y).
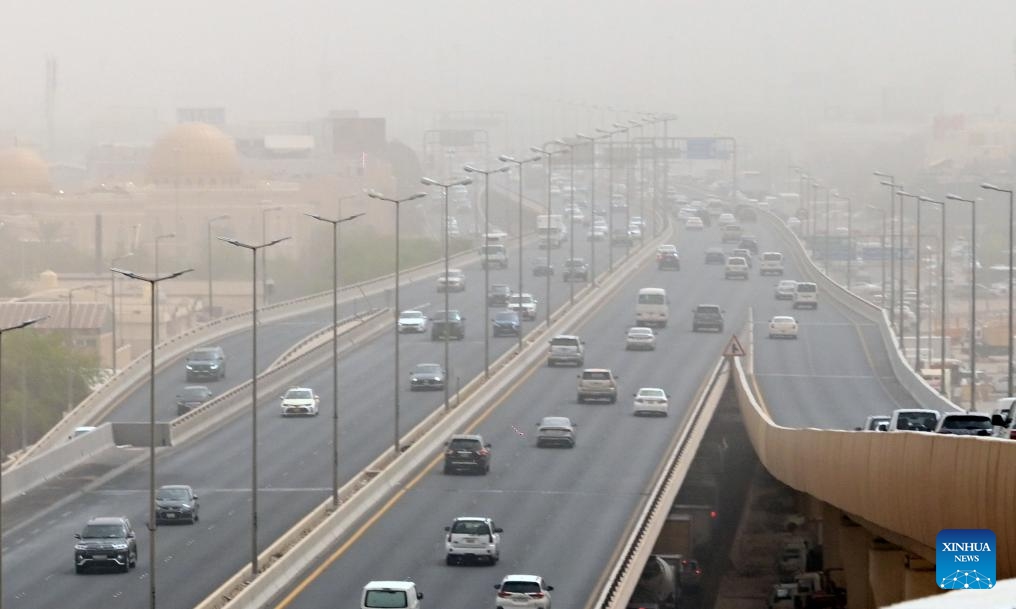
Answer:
top-left (4, 0), bottom-right (1015, 149)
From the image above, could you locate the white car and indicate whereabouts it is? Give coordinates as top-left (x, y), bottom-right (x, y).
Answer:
top-left (397, 310), bottom-right (428, 333)
top-left (677, 207), bottom-right (697, 220)
top-left (444, 516), bottom-right (502, 565)
top-left (685, 217), bottom-right (704, 230)
top-left (630, 216), bottom-right (646, 229)
top-left (717, 213), bottom-right (737, 226)
top-left (656, 244), bottom-right (678, 256)
top-left (280, 387), bottom-right (320, 416)
top-left (625, 327), bottom-right (656, 350)
top-left (437, 268), bottom-right (466, 292)
top-left (774, 280), bottom-right (797, 300)
top-left (633, 387), bottom-right (669, 416)
top-left (508, 293), bottom-right (538, 320)
top-left (768, 316), bottom-right (799, 339)
top-left (495, 574), bottom-right (554, 609)
top-left (628, 225), bottom-right (643, 239)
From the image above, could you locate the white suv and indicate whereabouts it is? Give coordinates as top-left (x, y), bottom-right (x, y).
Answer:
top-left (724, 257), bottom-right (749, 280)
top-left (759, 252), bottom-right (784, 276)
top-left (495, 574), bottom-right (554, 609)
top-left (444, 516), bottom-right (502, 565)
top-left (792, 282), bottom-right (818, 309)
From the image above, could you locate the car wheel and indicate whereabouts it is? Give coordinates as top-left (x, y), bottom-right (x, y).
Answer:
top-left (610, 395), bottom-right (617, 404)
top-left (121, 559), bottom-right (130, 573)
top-left (446, 555), bottom-right (456, 566)
top-left (577, 395), bottom-right (585, 404)
top-left (443, 464), bottom-right (453, 475)
top-left (193, 512), bottom-right (199, 523)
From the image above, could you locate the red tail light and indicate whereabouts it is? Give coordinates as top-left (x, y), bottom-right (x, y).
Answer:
top-left (477, 449), bottom-right (490, 457)
top-left (710, 510), bottom-right (718, 519)
top-left (695, 568), bottom-right (702, 575)
top-left (498, 592), bottom-right (512, 598)
top-left (681, 559), bottom-right (689, 566)
top-left (528, 593), bottom-right (545, 599)
top-left (1010, 429), bottom-right (1016, 440)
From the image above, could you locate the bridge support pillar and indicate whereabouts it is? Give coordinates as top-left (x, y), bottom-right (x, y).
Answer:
top-left (821, 503), bottom-right (843, 570)
top-left (868, 540), bottom-right (906, 606)
top-left (839, 516), bottom-right (874, 609)
top-left (903, 555), bottom-right (942, 600)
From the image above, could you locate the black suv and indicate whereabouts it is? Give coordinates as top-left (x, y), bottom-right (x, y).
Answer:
top-left (185, 346), bottom-right (226, 381)
top-left (562, 258), bottom-right (589, 282)
top-left (692, 304), bottom-right (725, 332)
top-left (487, 284), bottom-right (512, 307)
top-left (156, 484), bottom-right (200, 524)
top-left (431, 310), bottom-right (466, 341)
top-left (443, 434), bottom-right (491, 474)
top-left (704, 247), bottom-right (726, 265)
top-left (738, 236), bottom-right (759, 255)
top-left (74, 516), bottom-right (137, 573)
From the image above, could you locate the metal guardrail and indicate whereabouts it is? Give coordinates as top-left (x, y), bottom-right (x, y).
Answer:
top-left (192, 206), bottom-right (673, 609)
top-left (589, 356), bottom-right (729, 609)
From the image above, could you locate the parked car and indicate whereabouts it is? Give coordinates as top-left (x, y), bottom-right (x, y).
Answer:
top-left (155, 484), bottom-right (199, 524)
top-left (443, 434), bottom-right (492, 474)
top-left (410, 363), bottom-right (445, 391)
top-left (536, 416), bottom-right (576, 448)
top-left (280, 387), bottom-right (320, 416)
top-left (176, 385), bottom-right (213, 416)
top-left (184, 346), bottom-right (226, 381)
top-left (444, 516), bottom-right (502, 565)
top-left (74, 516), bottom-right (137, 573)
top-left (397, 309), bottom-right (429, 333)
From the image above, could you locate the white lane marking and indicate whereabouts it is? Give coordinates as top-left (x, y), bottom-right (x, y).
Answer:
top-left (61, 511), bottom-right (72, 518)
top-left (164, 555), bottom-right (173, 563)
top-left (186, 539), bottom-right (195, 546)
top-left (14, 538), bottom-right (25, 545)
top-left (43, 574), bottom-right (53, 581)
top-left (755, 372), bottom-right (894, 380)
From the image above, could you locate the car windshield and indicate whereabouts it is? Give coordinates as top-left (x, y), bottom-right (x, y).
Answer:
top-left (414, 364), bottom-right (441, 375)
top-left (566, 259), bottom-right (584, 267)
top-left (156, 488), bottom-right (191, 502)
top-left (491, 285), bottom-right (510, 293)
top-left (400, 311), bottom-right (424, 319)
top-left (942, 415), bottom-right (992, 430)
top-left (638, 389), bottom-right (666, 399)
top-left (697, 306), bottom-right (720, 314)
top-left (81, 524), bottom-right (126, 538)
top-left (448, 438), bottom-right (481, 450)
top-left (502, 581), bottom-right (541, 594)
top-left (628, 328), bottom-right (653, 337)
top-left (495, 312), bottom-right (518, 321)
top-left (550, 337), bottom-right (578, 347)
top-left (285, 389), bottom-right (313, 400)
top-left (481, 246), bottom-right (502, 254)
top-left (179, 387), bottom-right (208, 399)
top-left (897, 412), bottom-right (939, 430)
top-left (541, 417), bottom-right (571, 428)
top-left (582, 371), bottom-right (611, 380)
top-left (638, 293), bottom-right (666, 305)
top-left (188, 349), bottom-right (217, 361)
top-left (451, 520), bottom-right (491, 535)
top-left (797, 284), bottom-right (817, 293)
top-left (532, 258), bottom-right (548, 266)
top-left (433, 311), bottom-right (459, 322)
top-left (772, 317), bottom-right (794, 324)
top-left (364, 590), bottom-right (408, 609)
top-left (779, 281), bottom-right (797, 289)
top-left (764, 253), bottom-right (782, 261)
top-left (509, 295), bottom-right (532, 304)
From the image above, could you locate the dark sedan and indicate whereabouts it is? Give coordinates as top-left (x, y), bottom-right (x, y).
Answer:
top-left (492, 310), bottom-right (521, 337)
top-left (175, 386), bottom-right (213, 416)
top-left (410, 363), bottom-right (446, 391)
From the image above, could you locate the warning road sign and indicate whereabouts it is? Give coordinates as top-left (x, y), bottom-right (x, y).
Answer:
top-left (723, 335), bottom-right (746, 358)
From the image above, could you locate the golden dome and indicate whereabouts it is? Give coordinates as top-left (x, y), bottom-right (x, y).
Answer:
top-left (0, 148), bottom-right (50, 192)
top-left (147, 123), bottom-right (241, 185)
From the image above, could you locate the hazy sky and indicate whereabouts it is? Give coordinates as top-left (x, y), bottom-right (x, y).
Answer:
top-left (3, 0), bottom-right (1015, 147)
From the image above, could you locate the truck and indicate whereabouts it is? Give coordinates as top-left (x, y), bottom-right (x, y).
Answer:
top-left (627, 555), bottom-right (679, 609)
top-left (537, 214), bottom-right (566, 249)
top-left (767, 571), bottom-right (847, 609)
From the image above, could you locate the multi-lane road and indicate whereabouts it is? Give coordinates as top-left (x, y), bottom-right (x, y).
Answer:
top-left (2, 215), bottom-right (626, 609)
top-left (4, 206), bottom-right (926, 609)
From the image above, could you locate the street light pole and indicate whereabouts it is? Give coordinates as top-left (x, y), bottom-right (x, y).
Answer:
top-left (630, 120), bottom-right (646, 250)
top-left (947, 193), bottom-right (978, 411)
top-left (575, 133), bottom-right (606, 287)
top-left (922, 197), bottom-right (947, 394)
top-left (260, 205), bottom-right (283, 306)
top-left (867, 205), bottom-right (888, 314)
top-left (367, 190), bottom-right (427, 455)
top-left (982, 183), bottom-right (1014, 397)
top-left (595, 128), bottom-right (621, 272)
top-left (0, 315), bottom-right (46, 606)
top-left (153, 233), bottom-right (174, 344)
top-left (421, 176), bottom-right (473, 411)
top-left (216, 236), bottom-right (290, 576)
top-left (496, 155), bottom-right (542, 354)
top-left (833, 193), bottom-right (853, 287)
top-left (463, 164), bottom-right (510, 377)
top-left (110, 253), bottom-right (134, 373)
top-left (206, 215), bottom-right (230, 320)
top-left (875, 174), bottom-right (897, 328)
top-left (305, 211), bottom-right (364, 507)
top-left (900, 191), bottom-right (924, 369)
top-left (111, 266), bottom-right (191, 609)
top-left (531, 144), bottom-right (569, 329)
top-left (613, 123), bottom-right (634, 259)
top-left (554, 138), bottom-right (581, 304)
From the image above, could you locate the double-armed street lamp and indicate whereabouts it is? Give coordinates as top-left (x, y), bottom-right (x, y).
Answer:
top-left (530, 144), bottom-right (570, 329)
top-left (216, 235), bottom-right (289, 576)
top-left (575, 133), bottom-right (608, 287)
top-left (945, 193), bottom-right (978, 411)
top-left (874, 172), bottom-right (898, 329)
top-left (595, 127), bottom-right (624, 272)
top-left (305, 211), bottom-right (364, 506)
top-left (463, 164), bottom-right (510, 377)
top-left (498, 153), bottom-right (544, 354)
top-left (421, 176), bottom-right (473, 411)
top-left (366, 190), bottom-right (427, 454)
top-left (111, 266), bottom-right (191, 609)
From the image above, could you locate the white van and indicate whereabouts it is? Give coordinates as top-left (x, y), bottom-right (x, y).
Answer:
top-left (362, 581), bottom-right (423, 609)
top-left (793, 282), bottom-right (818, 309)
top-left (636, 288), bottom-right (669, 328)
